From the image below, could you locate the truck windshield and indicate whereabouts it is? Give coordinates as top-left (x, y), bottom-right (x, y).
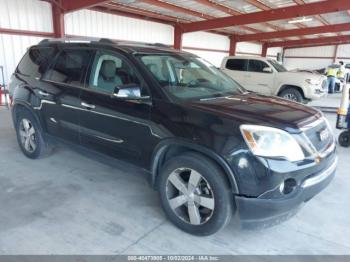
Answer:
top-left (137, 53), bottom-right (245, 101)
top-left (268, 59), bottom-right (288, 72)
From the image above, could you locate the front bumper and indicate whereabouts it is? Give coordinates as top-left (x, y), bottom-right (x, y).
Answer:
top-left (235, 156), bottom-right (337, 229)
top-left (303, 81), bottom-right (327, 100)
top-left (307, 88), bottom-right (327, 100)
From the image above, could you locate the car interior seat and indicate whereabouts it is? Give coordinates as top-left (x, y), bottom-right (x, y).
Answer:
top-left (98, 60), bottom-right (123, 93)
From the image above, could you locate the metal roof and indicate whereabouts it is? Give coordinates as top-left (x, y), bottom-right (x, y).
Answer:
top-left (75, 0), bottom-right (350, 48)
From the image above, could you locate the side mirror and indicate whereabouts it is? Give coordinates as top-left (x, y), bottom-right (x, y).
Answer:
top-left (113, 84), bottom-right (149, 100)
top-left (263, 67), bottom-right (273, 73)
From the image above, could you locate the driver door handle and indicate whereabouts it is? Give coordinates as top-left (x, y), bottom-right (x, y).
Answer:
top-left (39, 90), bottom-right (49, 97)
top-left (81, 102), bottom-right (95, 109)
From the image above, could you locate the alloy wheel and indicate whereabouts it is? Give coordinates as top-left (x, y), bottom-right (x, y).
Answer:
top-left (19, 118), bottom-right (37, 153)
top-left (283, 93), bottom-right (298, 101)
top-left (166, 168), bottom-right (215, 225)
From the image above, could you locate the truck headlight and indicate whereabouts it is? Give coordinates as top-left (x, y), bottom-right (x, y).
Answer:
top-left (306, 79), bottom-right (320, 85)
top-left (240, 125), bottom-right (305, 162)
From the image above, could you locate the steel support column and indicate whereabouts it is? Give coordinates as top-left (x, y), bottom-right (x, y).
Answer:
top-left (174, 25), bottom-right (183, 50)
top-left (262, 43), bottom-right (268, 57)
top-left (52, 2), bottom-right (65, 38)
top-left (229, 36), bottom-right (237, 56)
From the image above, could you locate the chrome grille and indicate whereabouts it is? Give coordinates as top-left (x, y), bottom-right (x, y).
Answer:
top-left (302, 119), bottom-right (333, 153)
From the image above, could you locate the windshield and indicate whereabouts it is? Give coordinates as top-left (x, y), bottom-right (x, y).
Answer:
top-left (137, 54), bottom-right (245, 101)
top-left (268, 59), bottom-right (288, 72)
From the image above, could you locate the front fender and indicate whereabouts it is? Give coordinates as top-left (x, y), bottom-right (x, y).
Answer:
top-left (11, 85), bottom-right (45, 132)
top-left (150, 138), bottom-right (239, 194)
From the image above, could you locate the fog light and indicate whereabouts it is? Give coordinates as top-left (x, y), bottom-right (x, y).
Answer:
top-left (279, 182), bottom-right (285, 193)
top-left (283, 178), bottom-right (297, 195)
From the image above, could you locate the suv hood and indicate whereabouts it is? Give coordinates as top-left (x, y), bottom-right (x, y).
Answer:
top-left (186, 93), bottom-right (322, 133)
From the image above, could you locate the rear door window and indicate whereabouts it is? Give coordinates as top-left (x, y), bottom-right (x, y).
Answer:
top-left (225, 59), bottom-right (247, 71)
top-left (17, 47), bottom-right (55, 78)
top-left (44, 49), bottom-right (93, 86)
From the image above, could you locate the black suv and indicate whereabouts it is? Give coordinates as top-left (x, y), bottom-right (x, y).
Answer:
top-left (9, 39), bottom-right (337, 236)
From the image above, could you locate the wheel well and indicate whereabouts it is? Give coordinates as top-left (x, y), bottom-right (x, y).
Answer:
top-left (12, 104), bottom-right (42, 131)
top-left (12, 104), bottom-right (26, 124)
top-left (151, 144), bottom-right (239, 193)
top-left (277, 85), bottom-right (305, 99)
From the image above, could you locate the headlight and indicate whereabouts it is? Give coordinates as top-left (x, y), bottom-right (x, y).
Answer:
top-left (322, 116), bottom-right (334, 137)
top-left (240, 125), bottom-right (305, 162)
top-left (306, 79), bottom-right (320, 85)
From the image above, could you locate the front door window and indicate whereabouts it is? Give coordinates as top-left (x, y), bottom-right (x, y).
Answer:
top-left (88, 50), bottom-right (148, 96)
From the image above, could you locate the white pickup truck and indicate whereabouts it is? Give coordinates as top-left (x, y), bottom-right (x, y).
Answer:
top-left (220, 56), bottom-right (327, 103)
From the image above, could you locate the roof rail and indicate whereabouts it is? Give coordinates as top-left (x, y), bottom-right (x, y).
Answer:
top-left (38, 37), bottom-right (109, 45)
top-left (37, 38), bottom-right (172, 49)
top-left (118, 41), bottom-right (172, 48)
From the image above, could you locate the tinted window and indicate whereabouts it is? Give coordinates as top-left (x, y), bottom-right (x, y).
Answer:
top-left (248, 60), bottom-right (270, 73)
top-left (17, 47), bottom-right (55, 77)
top-left (225, 59), bottom-right (247, 71)
top-left (44, 49), bottom-right (93, 86)
top-left (88, 50), bottom-right (146, 95)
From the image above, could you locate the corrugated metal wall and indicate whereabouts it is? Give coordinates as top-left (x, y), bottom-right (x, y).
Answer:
top-left (237, 42), bottom-right (262, 56)
top-left (181, 33), bottom-right (282, 66)
top-left (65, 9), bottom-right (174, 45)
top-left (182, 48), bottom-right (228, 67)
top-left (267, 47), bottom-right (282, 59)
top-left (0, 0), bottom-right (52, 32)
top-left (237, 44), bottom-right (281, 59)
top-left (182, 31), bottom-right (230, 50)
top-left (0, 0), bottom-right (52, 84)
top-left (337, 44), bottom-right (350, 61)
top-left (182, 32), bottom-right (229, 67)
top-left (283, 45), bottom-right (344, 70)
top-left (0, 34), bottom-right (46, 84)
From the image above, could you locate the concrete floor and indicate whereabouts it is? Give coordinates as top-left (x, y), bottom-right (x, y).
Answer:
top-left (309, 92), bottom-right (342, 109)
top-left (0, 108), bottom-right (349, 255)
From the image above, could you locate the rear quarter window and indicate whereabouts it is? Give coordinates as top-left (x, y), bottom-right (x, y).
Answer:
top-left (225, 59), bottom-right (247, 71)
top-left (43, 49), bottom-right (93, 86)
top-left (17, 47), bottom-right (55, 78)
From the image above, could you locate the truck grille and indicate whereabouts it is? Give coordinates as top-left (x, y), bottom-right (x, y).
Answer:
top-left (303, 119), bottom-right (333, 153)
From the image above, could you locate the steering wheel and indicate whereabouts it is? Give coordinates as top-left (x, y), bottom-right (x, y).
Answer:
top-left (186, 78), bottom-right (209, 87)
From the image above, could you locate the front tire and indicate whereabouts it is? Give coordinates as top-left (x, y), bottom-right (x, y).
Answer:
top-left (158, 153), bottom-right (234, 236)
top-left (279, 88), bottom-right (304, 103)
top-left (15, 109), bottom-right (49, 159)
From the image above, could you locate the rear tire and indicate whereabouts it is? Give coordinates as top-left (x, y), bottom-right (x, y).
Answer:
top-left (15, 109), bottom-right (50, 159)
top-left (279, 88), bottom-right (304, 103)
top-left (158, 152), bottom-right (234, 236)
top-left (339, 131), bottom-right (350, 147)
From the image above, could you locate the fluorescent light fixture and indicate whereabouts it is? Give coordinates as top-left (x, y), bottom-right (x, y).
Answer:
top-left (288, 17), bottom-right (313, 24)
